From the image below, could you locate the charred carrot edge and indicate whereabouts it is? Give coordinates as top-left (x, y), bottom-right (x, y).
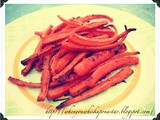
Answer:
top-left (52, 52), bottom-right (88, 81)
top-left (56, 66), bottom-right (133, 109)
top-left (21, 38), bottom-right (43, 75)
top-left (55, 52), bottom-right (78, 73)
top-left (21, 45), bottom-right (60, 66)
top-left (73, 43), bottom-right (127, 76)
top-left (55, 73), bottom-right (79, 83)
top-left (37, 55), bottom-right (52, 101)
top-left (21, 60), bottom-right (34, 76)
top-left (112, 51), bottom-right (140, 59)
top-left (87, 57), bottom-right (139, 87)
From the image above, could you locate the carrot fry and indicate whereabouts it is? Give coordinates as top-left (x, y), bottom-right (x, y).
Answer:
top-left (35, 58), bottom-right (43, 71)
top-left (52, 52), bottom-right (88, 81)
top-left (56, 66), bottom-right (133, 109)
top-left (78, 14), bottom-right (113, 23)
top-left (21, 60), bottom-right (34, 76)
top-left (8, 76), bottom-right (64, 88)
top-left (8, 14), bottom-right (140, 109)
top-left (57, 15), bottom-right (82, 27)
top-left (55, 52), bottom-right (78, 73)
top-left (62, 34), bottom-right (127, 51)
top-left (37, 55), bottom-right (52, 101)
top-left (51, 23), bottom-right (67, 33)
top-left (35, 25), bottom-right (53, 38)
top-left (70, 57), bottom-right (139, 96)
top-left (42, 27), bottom-right (73, 45)
top-left (47, 77), bottom-right (83, 100)
top-left (69, 78), bottom-right (88, 97)
top-left (56, 48), bottom-right (68, 59)
top-left (21, 44), bottom-right (60, 66)
top-left (8, 76), bottom-right (41, 88)
top-left (87, 57), bottom-right (139, 87)
top-left (55, 73), bottom-right (79, 83)
top-left (69, 24), bottom-right (118, 46)
top-left (21, 38), bottom-right (43, 75)
top-left (112, 51), bottom-right (140, 59)
top-left (74, 43), bottom-right (127, 76)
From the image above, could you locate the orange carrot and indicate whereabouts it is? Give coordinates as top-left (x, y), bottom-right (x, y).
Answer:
top-left (8, 76), bottom-right (64, 88)
top-left (56, 66), bottom-right (133, 109)
top-left (47, 77), bottom-right (83, 100)
top-left (37, 55), bottom-right (52, 101)
top-left (8, 76), bottom-right (41, 88)
top-left (87, 57), bottom-right (139, 87)
top-left (62, 35), bottom-right (127, 51)
top-left (55, 52), bottom-right (78, 73)
top-left (52, 52), bottom-right (88, 81)
top-left (69, 78), bottom-right (88, 97)
top-left (112, 51), bottom-right (140, 59)
top-left (35, 58), bottom-right (43, 71)
top-left (74, 43), bottom-right (127, 76)
top-left (69, 24), bottom-right (118, 46)
top-left (21, 59), bottom-right (34, 76)
top-left (21, 44), bottom-right (60, 66)
top-left (77, 14), bottom-right (113, 23)
top-left (57, 15), bottom-right (82, 27)
top-left (35, 25), bottom-right (53, 38)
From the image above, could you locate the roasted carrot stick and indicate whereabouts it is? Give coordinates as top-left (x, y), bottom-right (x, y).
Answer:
top-left (35, 58), bottom-right (43, 71)
top-left (112, 51), bottom-right (140, 59)
top-left (37, 55), bottom-right (52, 101)
top-left (55, 73), bottom-right (79, 83)
top-left (74, 43), bottom-right (127, 76)
top-left (35, 25), bottom-right (53, 38)
top-left (69, 57), bottom-right (139, 96)
top-left (77, 14), bottom-right (113, 23)
top-left (87, 57), bottom-right (139, 87)
top-left (8, 76), bottom-right (64, 88)
top-left (69, 78), bottom-right (88, 97)
top-left (51, 23), bottom-right (67, 33)
top-left (47, 77), bottom-right (84, 100)
top-left (21, 44), bottom-right (60, 66)
top-left (57, 15), bottom-right (83, 27)
top-left (55, 52), bottom-right (78, 73)
top-left (42, 27), bottom-right (73, 45)
top-left (62, 35), bottom-right (127, 51)
top-left (69, 24), bottom-right (118, 46)
top-left (21, 37), bottom-right (44, 75)
top-left (52, 52), bottom-right (88, 81)
top-left (56, 66), bottom-right (133, 109)
top-left (8, 76), bottom-right (41, 88)
top-left (21, 59), bottom-right (34, 76)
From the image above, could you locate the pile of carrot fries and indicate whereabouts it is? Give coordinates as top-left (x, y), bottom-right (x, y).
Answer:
top-left (8, 14), bottom-right (140, 109)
